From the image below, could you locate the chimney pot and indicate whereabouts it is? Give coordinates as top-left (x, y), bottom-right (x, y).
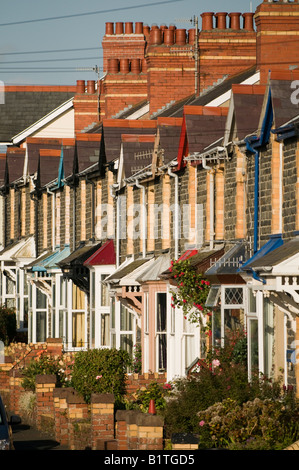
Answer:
top-left (164, 28), bottom-right (175, 45)
top-left (131, 58), bottom-right (141, 74)
top-left (119, 58), bottom-right (130, 73)
top-left (76, 80), bottom-right (85, 93)
top-left (135, 22), bottom-right (144, 34)
top-left (229, 12), bottom-right (241, 30)
top-left (215, 12), bottom-right (227, 29)
top-left (105, 22), bottom-right (114, 35)
top-left (242, 12), bottom-right (254, 31)
top-left (108, 58), bottom-right (119, 73)
top-left (175, 28), bottom-right (187, 45)
top-left (125, 22), bottom-right (133, 34)
top-left (201, 12), bottom-right (214, 30)
top-left (150, 28), bottom-right (162, 45)
top-left (87, 80), bottom-right (95, 94)
top-left (115, 22), bottom-right (124, 34)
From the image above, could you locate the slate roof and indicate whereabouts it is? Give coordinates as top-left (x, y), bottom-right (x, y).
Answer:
top-left (158, 118), bottom-right (183, 164)
top-left (157, 66), bottom-right (257, 118)
top-left (184, 107), bottom-right (228, 155)
top-left (270, 77), bottom-right (299, 128)
top-left (0, 88), bottom-right (76, 143)
top-left (4, 147), bottom-right (26, 186)
top-left (231, 85), bottom-right (265, 140)
top-left (122, 135), bottom-right (155, 178)
top-left (26, 139), bottom-right (75, 188)
top-left (100, 120), bottom-right (157, 165)
top-left (244, 236), bottom-right (299, 271)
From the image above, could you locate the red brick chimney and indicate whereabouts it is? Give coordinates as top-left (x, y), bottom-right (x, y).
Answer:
top-left (73, 80), bottom-right (99, 134)
top-left (198, 11), bottom-right (256, 93)
top-left (255, 0), bottom-right (299, 85)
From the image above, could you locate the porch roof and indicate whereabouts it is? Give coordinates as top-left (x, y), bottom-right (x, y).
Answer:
top-left (83, 239), bottom-right (116, 266)
top-left (204, 242), bottom-right (249, 284)
top-left (239, 234), bottom-right (284, 273)
top-left (243, 235), bottom-right (299, 273)
top-left (136, 253), bottom-right (171, 283)
top-left (0, 236), bottom-right (34, 261)
top-left (26, 249), bottom-right (57, 272)
top-left (41, 245), bottom-right (72, 271)
top-left (105, 256), bottom-right (153, 285)
top-left (58, 241), bottom-right (102, 268)
top-left (160, 245), bottom-right (224, 279)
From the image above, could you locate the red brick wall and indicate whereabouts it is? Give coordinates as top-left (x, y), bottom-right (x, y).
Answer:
top-left (255, 0), bottom-right (299, 85)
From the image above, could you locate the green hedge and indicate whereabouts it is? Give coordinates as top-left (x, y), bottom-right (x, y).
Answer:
top-left (70, 348), bottom-right (131, 405)
top-left (0, 306), bottom-right (16, 345)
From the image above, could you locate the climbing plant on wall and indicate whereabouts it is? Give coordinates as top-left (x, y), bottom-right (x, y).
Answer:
top-left (170, 259), bottom-right (211, 330)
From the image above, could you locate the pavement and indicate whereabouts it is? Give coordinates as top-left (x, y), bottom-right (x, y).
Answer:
top-left (11, 421), bottom-right (69, 451)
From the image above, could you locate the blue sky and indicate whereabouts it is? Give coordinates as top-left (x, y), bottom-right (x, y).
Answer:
top-left (0, 0), bottom-right (261, 86)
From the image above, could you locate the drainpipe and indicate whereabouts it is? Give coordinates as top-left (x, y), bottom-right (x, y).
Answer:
top-left (245, 137), bottom-right (259, 254)
top-left (202, 156), bottom-right (214, 250)
top-left (168, 166), bottom-right (179, 260)
top-left (135, 179), bottom-right (146, 258)
top-left (110, 184), bottom-right (120, 268)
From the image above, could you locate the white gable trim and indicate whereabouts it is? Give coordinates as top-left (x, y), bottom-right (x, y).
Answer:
top-left (12, 98), bottom-right (74, 145)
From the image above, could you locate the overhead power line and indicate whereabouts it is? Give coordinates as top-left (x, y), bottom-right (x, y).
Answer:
top-left (0, 57), bottom-right (102, 64)
top-left (0, 1), bottom-right (182, 27)
top-left (0, 47), bottom-right (101, 56)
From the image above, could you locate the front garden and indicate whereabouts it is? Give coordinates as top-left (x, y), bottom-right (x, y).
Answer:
top-left (18, 332), bottom-right (298, 450)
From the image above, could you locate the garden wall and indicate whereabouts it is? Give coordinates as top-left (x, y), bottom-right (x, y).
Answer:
top-left (0, 341), bottom-right (186, 451)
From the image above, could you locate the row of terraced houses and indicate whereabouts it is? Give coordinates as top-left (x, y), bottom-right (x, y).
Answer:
top-left (0, 0), bottom-right (298, 392)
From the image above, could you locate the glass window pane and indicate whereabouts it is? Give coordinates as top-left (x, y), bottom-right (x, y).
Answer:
top-left (120, 334), bottom-right (133, 356)
top-left (249, 318), bottom-right (258, 374)
top-left (264, 298), bottom-right (274, 377)
top-left (36, 311), bottom-right (47, 342)
top-left (72, 285), bottom-right (84, 310)
top-left (111, 297), bottom-right (115, 329)
top-left (224, 308), bottom-right (244, 341)
top-left (121, 305), bottom-right (132, 331)
top-left (72, 311), bottom-right (85, 347)
top-left (212, 308), bottom-right (221, 348)
top-left (36, 289), bottom-right (47, 309)
top-left (248, 289), bottom-right (256, 313)
top-left (224, 287), bottom-right (243, 305)
top-left (91, 272), bottom-right (95, 309)
top-left (101, 314), bottom-right (110, 346)
top-left (101, 275), bottom-right (109, 306)
top-left (156, 293), bottom-right (167, 332)
top-left (158, 334), bottom-right (167, 371)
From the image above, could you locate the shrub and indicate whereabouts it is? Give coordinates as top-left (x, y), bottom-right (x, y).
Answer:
top-left (197, 396), bottom-right (299, 450)
top-left (21, 353), bottom-right (70, 391)
top-left (0, 306), bottom-right (17, 345)
top-left (163, 333), bottom-right (285, 439)
top-left (133, 381), bottom-right (172, 413)
top-left (70, 348), bottom-right (131, 405)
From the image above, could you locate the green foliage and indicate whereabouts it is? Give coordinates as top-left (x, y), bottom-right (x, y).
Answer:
top-left (132, 343), bottom-right (142, 374)
top-left (21, 353), bottom-right (70, 391)
top-left (170, 259), bottom-right (211, 326)
top-left (70, 348), bottom-right (131, 405)
top-left (162, 334), bottom-right (289, 445)
top-left (133, 381), bottom-right (172, 413)
top-left (197, 396), bottom-right (299, 450)
top-left (0, 305), bottom-right (17, 345)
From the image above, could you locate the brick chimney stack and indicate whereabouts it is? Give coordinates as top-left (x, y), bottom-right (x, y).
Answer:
top-left (255, 0), bottom-right (299, 84)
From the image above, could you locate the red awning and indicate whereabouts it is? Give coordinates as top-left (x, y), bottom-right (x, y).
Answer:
top-left (83, 239), bottom-right (116, 266)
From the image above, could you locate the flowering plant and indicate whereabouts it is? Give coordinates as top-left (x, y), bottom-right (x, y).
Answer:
top-left (169, 258), bottom-right (211, 327)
